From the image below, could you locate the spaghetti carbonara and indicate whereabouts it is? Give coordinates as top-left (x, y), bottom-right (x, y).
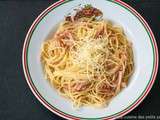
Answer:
top-left (41, 5), bottom-right (134, 108)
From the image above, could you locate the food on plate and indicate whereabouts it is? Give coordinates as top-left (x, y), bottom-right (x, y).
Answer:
top-left (40, 5), bottom-right (134, 108)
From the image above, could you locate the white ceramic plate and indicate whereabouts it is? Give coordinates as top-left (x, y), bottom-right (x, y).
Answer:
top-left (22, 0), bottom-right (159, 119)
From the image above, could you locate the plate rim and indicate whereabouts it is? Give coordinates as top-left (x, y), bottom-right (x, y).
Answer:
top-left (22, 0), bottom-right (159, 119)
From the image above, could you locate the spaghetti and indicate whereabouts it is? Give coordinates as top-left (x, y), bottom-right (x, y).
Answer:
top-left (40, 5), bottom-right (134, 108)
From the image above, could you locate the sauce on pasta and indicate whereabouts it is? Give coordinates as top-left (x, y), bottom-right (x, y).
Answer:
top-left (40, 5), bottom-right (134, 108)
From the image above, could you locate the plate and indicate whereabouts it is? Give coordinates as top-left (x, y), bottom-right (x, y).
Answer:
top-left (22, 0), bottom-right (159, 119)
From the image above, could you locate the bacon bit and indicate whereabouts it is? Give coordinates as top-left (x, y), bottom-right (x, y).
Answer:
top-left (115, 71), bottom-right (123, 93)
top-left (99, 84), bottom-right (113, 92)
top-left (95, 26), bottom-right (104, 38)
top-left (73, 6), bottom-right (102, 21)
top-left (56, 31), bottom-right (70, 39)
top-left (65, 16), bottom-right (72, 22)
top-left (72, 81), bottom-right (90, 92)
top-left (104, 61), bottom-right (112, 68)
top-left (62, 81), bottom-right (90, 92)
top-left (65, 5), bottom-right (102, 21)
top-left (63, 84), bottom-right (68, 89)
top-left (110, 66), bottom-right (120, 74)
top-left (119, 52), bottom-right (127, 61)
top-left (55, 31), bottom-right (74, 47)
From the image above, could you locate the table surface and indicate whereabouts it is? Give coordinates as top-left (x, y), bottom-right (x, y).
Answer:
top-left (0, 0), bottom-right (159, 120)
